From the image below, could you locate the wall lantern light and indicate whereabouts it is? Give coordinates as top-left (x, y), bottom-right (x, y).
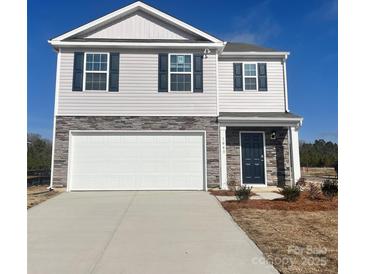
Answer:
top-left (270, 130), bottom-right (277, 140)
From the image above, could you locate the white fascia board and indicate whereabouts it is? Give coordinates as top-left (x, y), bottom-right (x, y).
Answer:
top-left (51, 1), bottom-right (222, 43)
top-left (48, 40), bottom-right (224, 49)
top-left (218, 116), bottom-right (303, 127)
top-left (221, 51), bottom-right (290, 57)
top-left (220, 121), bottom-right (301, 127)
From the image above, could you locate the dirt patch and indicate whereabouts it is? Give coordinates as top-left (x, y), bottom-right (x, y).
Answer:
top-left (221, 191), bottom-right (337, 212)
top-left (27, 185), bottom-right (64, 209)
top-left (227, 208), bottom-right (337, 274)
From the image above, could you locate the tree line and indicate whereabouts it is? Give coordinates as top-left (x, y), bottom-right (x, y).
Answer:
top-left (27, 133), bottom-right (52, 171)
top-left (300, 139), bottom-right (338, 168)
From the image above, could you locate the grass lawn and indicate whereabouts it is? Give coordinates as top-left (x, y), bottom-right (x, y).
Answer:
top-left (220, 193), bottom-right (338, 274)
top-left (27, 185), bottom-right (64, 209)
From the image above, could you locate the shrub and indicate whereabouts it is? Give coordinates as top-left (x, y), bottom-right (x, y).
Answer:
top-left (296, 177), bottom-right (307, 190)
top-left (280, 185), bottom-right (301, 202)
top-left (321, 179), bottom-right (338, 198)
top-left (235, 185), bottom-right (252, 201)
top-left (308, 183), bottom-right (321, 200)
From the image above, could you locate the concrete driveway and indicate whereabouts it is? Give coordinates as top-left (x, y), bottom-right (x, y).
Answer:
top-left (28, 191), bottom-right (278, 274)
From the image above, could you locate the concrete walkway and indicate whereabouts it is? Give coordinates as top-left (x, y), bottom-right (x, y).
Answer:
top-left (28, 191), bottom-right (278, 274)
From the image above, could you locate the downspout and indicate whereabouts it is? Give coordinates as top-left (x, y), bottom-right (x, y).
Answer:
top-left (48, 48), bottom-right (61, 190)
top-left (283, 55), bottom-right (289, 112)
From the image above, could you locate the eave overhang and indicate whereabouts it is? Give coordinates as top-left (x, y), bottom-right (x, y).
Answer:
top-left (221, 51), bottom-right (290, 58)
top-left (218, 115), bottom-right (303, 128)
top-left (48, 40), bottom-right (225, 50)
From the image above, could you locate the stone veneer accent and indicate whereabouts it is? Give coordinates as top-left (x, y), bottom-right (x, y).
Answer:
top-left (226, 127), bottom-right (291, 187)
top-left (52, 116), bottom-right (219, 188)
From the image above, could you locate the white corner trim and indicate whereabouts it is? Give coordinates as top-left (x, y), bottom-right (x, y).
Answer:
top-left (51, 1), bottom-right (222, 43)
top-left (215, 52), bottom-right (220, 116)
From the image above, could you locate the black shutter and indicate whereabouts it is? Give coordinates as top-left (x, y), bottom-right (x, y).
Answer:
top-left (109, 53), bottom-right (120, 92)
top-left (233, 63), bottom-right (243, 91)
top-left (258, 63), bottom-right (268, 91)
top-left (72, 52), bottom-right (84, 91)
top-left (193, 54), bottom-right (203, 92)
top-left (158, 53), bottom-right (168, 92)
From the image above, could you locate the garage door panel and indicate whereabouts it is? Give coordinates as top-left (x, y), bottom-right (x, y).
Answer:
top-left (69, 132), bottom-right (205, 190)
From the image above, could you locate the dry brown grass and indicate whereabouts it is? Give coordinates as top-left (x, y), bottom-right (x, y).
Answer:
top-left (222, 191), bottom-right (337, 212)
top-left (27, 185), bottom-right (64, 209)
top-left (301, 167), bottom-right (337, 178)
top-left (222, 193), bottom-right (338, 274)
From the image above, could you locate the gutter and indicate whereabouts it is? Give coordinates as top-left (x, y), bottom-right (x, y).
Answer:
top-left (221, 51), bottom-right (290, 58)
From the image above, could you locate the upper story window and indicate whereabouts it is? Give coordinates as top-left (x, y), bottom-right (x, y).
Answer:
top-left (233, 62), bottom-right (267, 92)
top-left (84, 53), bottom-right (109, 91)
top-left (244, 64), bottom-right (257, 90)
top-left (169, 54), bottom-right (192, 92)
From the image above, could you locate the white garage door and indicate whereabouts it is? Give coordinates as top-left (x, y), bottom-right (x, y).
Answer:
top-left (68, 131), bottom-right (205, 191)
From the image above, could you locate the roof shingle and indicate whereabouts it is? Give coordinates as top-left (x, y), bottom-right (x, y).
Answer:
top-left (223, 42), bottom-right (280, 52)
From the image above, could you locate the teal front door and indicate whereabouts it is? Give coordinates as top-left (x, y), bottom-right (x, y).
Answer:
top-left (241, 132), bottom-right (265, 184)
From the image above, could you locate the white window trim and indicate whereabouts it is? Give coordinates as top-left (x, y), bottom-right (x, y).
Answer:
top-left (243, 62), bottom-right (258, 92)
top-left (83, 52), bottom-right (110, 92)
top-left (168, 53), bottom-right (193, 93)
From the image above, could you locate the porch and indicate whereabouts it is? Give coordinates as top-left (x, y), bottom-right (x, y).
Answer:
top-left (218, 112), bottom-right (303, 189)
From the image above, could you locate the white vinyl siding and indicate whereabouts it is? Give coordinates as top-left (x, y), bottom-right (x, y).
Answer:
top-left (81, 10), bottom-right (199, 41)
top-left (218, 57), bottom-right (286, 112)
top-left (57, 48), bottom-right (217, 116)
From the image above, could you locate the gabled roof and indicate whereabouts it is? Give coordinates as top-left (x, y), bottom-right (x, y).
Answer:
top-left (50, 1), bottom-right (222, 44)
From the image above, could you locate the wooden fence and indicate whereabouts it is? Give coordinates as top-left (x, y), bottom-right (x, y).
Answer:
top-left (27, 170), bottom-right (51, 187)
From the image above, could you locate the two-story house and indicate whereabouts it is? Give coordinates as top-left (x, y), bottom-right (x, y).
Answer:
top-left (48, 1), bottom-right (302, 191)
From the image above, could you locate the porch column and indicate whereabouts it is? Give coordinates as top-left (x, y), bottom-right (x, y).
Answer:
top-left (219, 126), bottom-right (228, 189)
top-left (290, 126), bottom-right (301, 184)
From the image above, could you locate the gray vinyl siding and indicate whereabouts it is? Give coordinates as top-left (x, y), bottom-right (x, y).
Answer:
top-left (57, 48), bottom-right (217, 116)
top-left (218, 57), bottom-right (286, 112)
top-left (81, 10), bottom-right (198, 40)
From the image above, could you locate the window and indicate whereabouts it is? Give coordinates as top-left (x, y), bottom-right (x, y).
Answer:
top-left (244, 64), bottom-right (257, 90)
top-left (169, 54), bottom-right (192, 91)
top-left (84, 53), bottom-right (109, 91)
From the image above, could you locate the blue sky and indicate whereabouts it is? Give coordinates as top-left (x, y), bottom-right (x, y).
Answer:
top-left (28, 0), bottom-right (338, 142)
